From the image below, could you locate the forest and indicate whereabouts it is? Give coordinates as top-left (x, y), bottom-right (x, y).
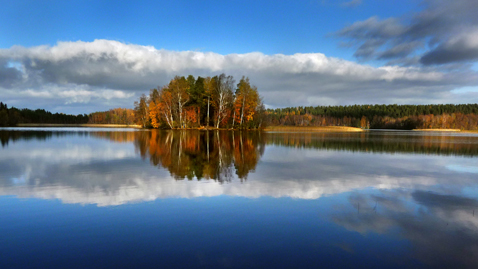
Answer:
top-left (0, 102), bottom-right (88, 127)
top-left (266, 104), bottom-right (478, 130)
top-left (88, 108), bottom-right (136, 125)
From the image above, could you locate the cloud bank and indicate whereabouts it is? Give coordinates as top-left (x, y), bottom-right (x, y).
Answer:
top-left (336, 0), bottom-right (478, 66)
top-left (1, 39), bottom-right (477, 113)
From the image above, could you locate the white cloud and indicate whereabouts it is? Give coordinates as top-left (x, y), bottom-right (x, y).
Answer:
top-left (1, 39), bottom-right (477, 112)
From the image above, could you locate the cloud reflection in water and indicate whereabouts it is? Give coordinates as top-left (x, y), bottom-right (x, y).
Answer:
top-left (2, 129), bottom-right (478, 266)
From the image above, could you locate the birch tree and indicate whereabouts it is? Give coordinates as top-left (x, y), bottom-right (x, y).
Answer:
top-left (213, 74), bottom-right (234, 128)
top-left (169, 76), bottom-right (190, 129)
top-left (203, 76), bottom-right (214, 128)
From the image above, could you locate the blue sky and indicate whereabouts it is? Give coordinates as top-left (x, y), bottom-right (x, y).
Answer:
top-left (1, 0), bottom-right (477, 113)
top-left (0, 0), bottom-right (416, 56)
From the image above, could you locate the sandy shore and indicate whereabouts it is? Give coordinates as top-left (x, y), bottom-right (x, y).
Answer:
top-left (263, 126), bottom-right (364, 132)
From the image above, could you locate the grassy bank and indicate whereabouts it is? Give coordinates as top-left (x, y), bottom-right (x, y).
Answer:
top-left (16, 123), bottom-right (142, 128)
top-left (263, 126), bottom-right (364, 132)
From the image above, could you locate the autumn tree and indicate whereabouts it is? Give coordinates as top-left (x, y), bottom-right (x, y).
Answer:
top-left (234, 76), bottom-right (260, 128)
top-left (149, 86), bottom-right (175, 128)
top-left (148, 88), bottom-right (162, 128)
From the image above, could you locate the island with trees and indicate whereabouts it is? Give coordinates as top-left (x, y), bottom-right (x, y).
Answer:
top-left (132, 74), bottom-right (265, 129)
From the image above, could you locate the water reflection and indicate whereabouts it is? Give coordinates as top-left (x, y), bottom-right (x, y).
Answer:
top-left (0, 129), bottom-right (268, 205)
top-left (2, 129), bottom-right (478, 266)
top-left (1, 129), bottom-right (478, 205)
top-left (132, 130), bottom-right (265, 182)
top-left (1, 129), bottom-right (85, 147)
top-left (266, 131), bottom-right (478, 157)
top-left (3, 129), bottom-right (478, 155)
top-left (332, 190), bottom-right (478, 267)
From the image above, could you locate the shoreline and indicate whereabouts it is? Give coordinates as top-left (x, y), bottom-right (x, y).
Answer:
top-left (11, 124), bottom-right (363, 132)
top-left (412, 129), bottom-right (461, 132)
top-left (262, 126), bottom-right (364, 132)
top-left (9, 125), bottom-right (478, 133)
top-left (16, 123), bottom-right (142, 128)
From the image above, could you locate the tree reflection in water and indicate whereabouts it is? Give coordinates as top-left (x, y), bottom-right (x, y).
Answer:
top-left (133, 130), bottom-right (266, 182)
top-left (266, 132), bottom-right (478, 157)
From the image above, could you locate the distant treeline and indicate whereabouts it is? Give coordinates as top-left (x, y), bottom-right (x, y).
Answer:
top-left (0, 102), bottom-right (89, 127)
top-left (88, 108), bottom-right (136, 125)
top-left (266, 104), bottom-right (478, 130)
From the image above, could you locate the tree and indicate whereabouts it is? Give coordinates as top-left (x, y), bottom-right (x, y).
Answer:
top-left (159, 87), bottom-right (175, 128)
top-left (203, 76), bottom-right (215, 128)
top-left (213, 74), bottom-right (235, 128)
top-left (0, 109), bottom-right (8, 127)
top-left (235, 76), bottom-right (260, 128)
top-left (134, 94), bottom-right (149, 128)
top-left (186, 75), bottom-right (204, 127)
top-left (253, 97), bottom-right (266, 128)
top-left (169, 76), bottom-right (190, 128)
top-left (148, 86), bottom-right (175, 129)
top-left (360, 116), bottom-right (368, 129)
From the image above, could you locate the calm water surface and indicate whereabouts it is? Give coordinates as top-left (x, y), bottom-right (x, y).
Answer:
top-left (1, 128), bottom-right (478, 268)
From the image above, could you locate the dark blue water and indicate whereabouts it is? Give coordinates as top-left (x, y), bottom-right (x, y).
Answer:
top-left (1, 128), bottom-right (478, 268)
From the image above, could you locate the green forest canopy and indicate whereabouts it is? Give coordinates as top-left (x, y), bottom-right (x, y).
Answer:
top-left (0, 102), bottom-right (88, 127)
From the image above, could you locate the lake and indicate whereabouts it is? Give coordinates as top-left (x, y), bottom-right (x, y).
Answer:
top-left (1, 128), bottom-right (478, 268)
